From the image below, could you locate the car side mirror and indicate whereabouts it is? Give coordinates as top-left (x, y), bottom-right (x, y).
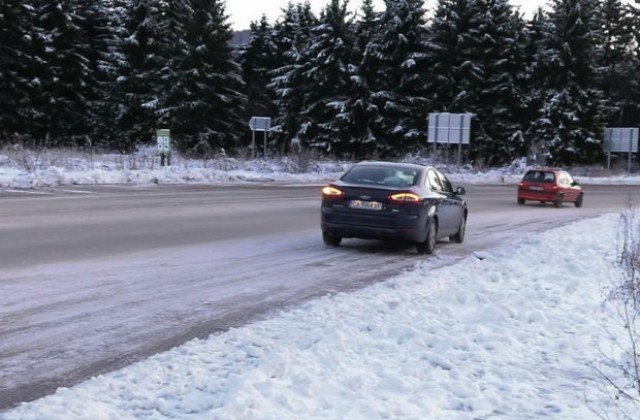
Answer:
top-left (455, 186), bottom-right (466, 195)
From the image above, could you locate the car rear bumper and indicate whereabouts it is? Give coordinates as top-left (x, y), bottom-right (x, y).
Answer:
top-left (321, 208), bottom-right (426, 242)
top-left (321, 222), bottom-right (425, 242)
top-left (517, 190), bottom-right (559, 202)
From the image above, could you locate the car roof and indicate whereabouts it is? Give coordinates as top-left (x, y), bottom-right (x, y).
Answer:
top-left (527, 167), bottom-right (565, 172)
top-left (353, 161), bottom-right (432, 170)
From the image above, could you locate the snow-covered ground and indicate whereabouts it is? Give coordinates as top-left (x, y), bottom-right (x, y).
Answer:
top-left (1, 147), bottom-right (639, 188)
top-left (2, 150), bottom-right (640, 419)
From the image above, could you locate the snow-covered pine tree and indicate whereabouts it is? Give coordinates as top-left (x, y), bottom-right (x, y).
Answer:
top-left (530, 0), bottom-right (605, 165)
top-left (426, 0), bottom-right (476, 115)
top-left (427, 0), bottom-right (527, 166)
top-left (155, 0), bottom-right (193, 131)
top-left (28, 0), bottom-right (92, 147)
top-left (595, 0), bottom-right (637, 126)
top-left (0, 0), bottom-right (36, 143)
top-left (356, 0), bottom-right (380, 56)
top-left (75, 0), bottom-right (126, 149)
top-left (630, 0), bottom-right (640, 79)
top-left (348, 0), bottom-right (385, 159)
top-left (270, 2), bottom-right (318, 155)
top-left (625, 1), bottom-right (640, 136)
top-left (165, 0), bottom-right (246, 157)
top-left (172, 0), bottom-right (247, 156)
top-left (113, 0), bottom-right (167, 153)
top-left (238, 15), bottom-right (279, 132)
top-left (370, 0), bottom-right (430, 157)
top-left (522, 8), bottom-right (554, 164)
top-left (293, 0), bottom-right (357, 156)
top-left (464, 0), bottom-right (527, 165)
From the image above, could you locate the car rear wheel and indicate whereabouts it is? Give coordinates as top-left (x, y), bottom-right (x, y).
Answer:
top-left (417, 219), bottom-right (437, 255)
top-left (517, 197), bottom-right (525, 205)
top-left (450, 214), bottom-right (466, 244)
top-left (575, 193), bottom-right (583, 208)
top-left (554, 195), bottom-right (564, 208)
top-left (322, 232), bottom-right (342, 247)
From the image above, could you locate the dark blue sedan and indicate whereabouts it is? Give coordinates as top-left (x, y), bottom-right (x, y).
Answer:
top-left (321, 161), bottom-right (468, 254)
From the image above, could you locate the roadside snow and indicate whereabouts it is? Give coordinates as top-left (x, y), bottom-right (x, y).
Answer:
top-left (4, 213), bottom-right (638, 419)
top-left (1, 151), bottom-right (639, 188)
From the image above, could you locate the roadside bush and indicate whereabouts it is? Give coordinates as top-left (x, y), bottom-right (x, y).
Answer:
top-left (592, 206), bottom-right (640, 419)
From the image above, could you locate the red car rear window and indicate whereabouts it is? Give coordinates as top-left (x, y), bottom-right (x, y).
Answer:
top-left (523, 171), bottom-right (555, 183)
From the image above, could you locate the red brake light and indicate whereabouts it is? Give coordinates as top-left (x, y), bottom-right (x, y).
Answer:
top-left (389, 192), bottom-right (422, 204)
top-left (322, 186), bottom-right (345, 198)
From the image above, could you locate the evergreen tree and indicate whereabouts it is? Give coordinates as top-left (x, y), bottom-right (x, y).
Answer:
top-left (522, 8), bottom-right (555, 164)
top-left (630, 1), bottom-right (640, 74)
top-left (75, 0), bottom-right (126, 149)
top-left (28, 0), bottom-right (92, 147)
top-left (465, 0), bottom-right (527, 165)
top-left (293, 0), bottom-right (356, 156)
top-left (166, 0), bottom-right (246, 157)
top-left (270, 2), bottom-right (318, 155)
top-left (349, 0), bottom-right (385, 159)
top-left (155, 0), bottom-right (194, 129)
top-left (595, 0), bottom-right (637, 126)
top-left (114, 0), bottom-right (167, 153)
top-left (629, 0), bottom-right (640, 164)
top-left (370, 0), bottom-right (430, 156)
top-left (531, 0), bottom-right (605, 165)
top-left (0, 0), bottom-right (36, 143)
top-left (355, 0), bottom-right (380, 55)
top-left (426, 0), bottom-right (475, 113)
top-left (238, 16), bottom-right (279, 128)
top-left (427, 0), bottom-right (527, 166)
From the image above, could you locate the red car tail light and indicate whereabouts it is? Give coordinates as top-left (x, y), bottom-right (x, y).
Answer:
top-left (322, 186), bottom-right (345, 199)
top-left (388, 192), bottom-right (423, 205)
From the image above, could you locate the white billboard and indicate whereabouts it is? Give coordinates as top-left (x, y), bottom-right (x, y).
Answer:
top-left (603, 127), bottom-right (639, 153)
top-left (249, 116), bottom-right (271, 132)
top-left (428, 113), bottom-right (472, 145)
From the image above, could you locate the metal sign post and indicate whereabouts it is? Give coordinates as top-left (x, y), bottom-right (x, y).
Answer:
top-left (156, 129), bottom-right (171, 166)
top-left (248, 117), bottom-right (271, 158)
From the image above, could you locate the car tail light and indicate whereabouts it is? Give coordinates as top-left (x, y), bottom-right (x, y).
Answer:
top-left (388, 192), bottom-right (423, 205)
top-left (322, 186), bottom-right (345, 199)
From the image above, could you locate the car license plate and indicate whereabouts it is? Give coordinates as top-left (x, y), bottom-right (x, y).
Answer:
top-left (529, 186), bottom-right (544, 191)
top-left (349, 200), bottom-right (383, 211)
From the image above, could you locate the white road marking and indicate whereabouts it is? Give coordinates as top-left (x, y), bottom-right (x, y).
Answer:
top-left (57, 189), bottom-right (94, 194)
top-left (3, 189), bottom-right (52, 195)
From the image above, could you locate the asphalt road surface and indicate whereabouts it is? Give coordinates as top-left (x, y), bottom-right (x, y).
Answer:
top-left (0, 182), bottom-right (638, 411)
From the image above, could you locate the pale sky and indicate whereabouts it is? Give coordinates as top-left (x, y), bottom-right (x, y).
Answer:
top-left (226, 0), bottom-right (544, 30)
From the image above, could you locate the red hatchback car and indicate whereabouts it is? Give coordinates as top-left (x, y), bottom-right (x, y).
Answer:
top-left (517, 168), bottom-right (583, 208)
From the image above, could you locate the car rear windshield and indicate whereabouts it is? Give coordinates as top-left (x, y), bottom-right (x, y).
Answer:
top-left (342, 166), bottom-right (418, 187)
top-left (524, 170), bottom-right (555, 183)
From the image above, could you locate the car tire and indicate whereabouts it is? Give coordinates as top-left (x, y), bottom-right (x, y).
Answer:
top-left (322, 232), bottom-right (342, 247)
top-left (417, 219), bottom-right (437, 255)
top-left (450, 214), bottom-right (466, 244)
top-left (517, 198), bottom-right (525, 205)
top-left (554, 195), bottom-right (564, 208)
top-left (575, 193), bottom-right (583, 208)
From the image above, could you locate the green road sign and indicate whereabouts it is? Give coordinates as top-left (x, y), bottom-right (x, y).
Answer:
top-left (156, 129), bottom-right (171, 155)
